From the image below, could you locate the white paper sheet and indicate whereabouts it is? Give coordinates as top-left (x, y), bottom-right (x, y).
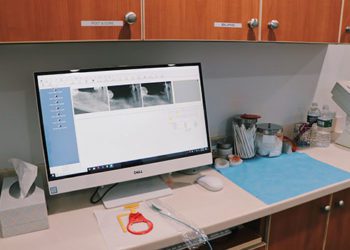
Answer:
top-left (94, 203), bottom-right (180, 250)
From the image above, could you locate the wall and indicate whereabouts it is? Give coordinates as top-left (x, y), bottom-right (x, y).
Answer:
top-left (0, 42), bottom-right (328, 168)
top-left (314, 44), bottom-right (350, 117)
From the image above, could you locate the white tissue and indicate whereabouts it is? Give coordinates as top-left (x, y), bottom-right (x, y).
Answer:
top-left (8, 158), bottom-right (38, 199)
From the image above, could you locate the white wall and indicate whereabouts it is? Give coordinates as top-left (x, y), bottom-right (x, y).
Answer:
top-left (314, 44), bottom-right (350, 117)
top-left (0, 42), bottom-right (330, 168)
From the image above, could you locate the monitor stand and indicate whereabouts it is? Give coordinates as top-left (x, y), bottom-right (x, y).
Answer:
top-left (98, 176), bottom-right (173, 209)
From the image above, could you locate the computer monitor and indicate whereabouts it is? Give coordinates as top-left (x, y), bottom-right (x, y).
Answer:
top-left (34, 63), bottom-right (212, 206)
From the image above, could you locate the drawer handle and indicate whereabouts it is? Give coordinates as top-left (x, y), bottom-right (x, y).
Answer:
top-left (248, 18), bottom-right (259, 29)
top-left (268, 20), bottom-right (279, 30)
top-left (125, 12), bottom-right (137, 25)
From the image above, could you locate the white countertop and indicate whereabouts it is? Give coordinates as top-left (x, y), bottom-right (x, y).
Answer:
top-left (1, 144), bottom-right (349, 250)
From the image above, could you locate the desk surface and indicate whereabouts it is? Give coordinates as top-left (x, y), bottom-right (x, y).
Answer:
top-left (1, 144), bottom-right (350, 250)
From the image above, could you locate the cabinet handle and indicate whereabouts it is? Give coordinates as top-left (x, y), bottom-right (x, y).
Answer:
top-left (268, 20), bottom-right (279, 30)
top-left (125, 12), bottom-right (137, 25)
top-left (346, 26), bottom-right (350, 33)
top-left (248, 18), bottom-right (259, 29)
top-left (323, 205), bottom-right (331, 212)
top-left (336, 200), bottom-right (345, 207)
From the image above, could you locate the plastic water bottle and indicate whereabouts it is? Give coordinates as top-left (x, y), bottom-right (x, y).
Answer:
top-left (307, 102), bottom-right (321, 125)
top-left (315, 105), bottom-right (333, 147)
top-left (310, 123), bottom-right (318, 147)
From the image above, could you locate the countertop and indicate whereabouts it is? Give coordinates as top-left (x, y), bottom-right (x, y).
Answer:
top-left (0, 144), bottom-right (349, 250)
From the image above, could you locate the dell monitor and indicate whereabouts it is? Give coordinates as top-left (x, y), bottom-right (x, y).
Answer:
top-left (34, 63), bottom-right (212, 207)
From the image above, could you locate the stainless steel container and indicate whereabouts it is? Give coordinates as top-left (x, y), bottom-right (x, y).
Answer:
top-left (256, 123), bottom-right (283, 157)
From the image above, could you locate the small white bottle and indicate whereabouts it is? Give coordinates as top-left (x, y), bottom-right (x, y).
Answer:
top-left (315, 105), bottom-right (333, 147)
top-left (307, 102), bottom-right (321, 125)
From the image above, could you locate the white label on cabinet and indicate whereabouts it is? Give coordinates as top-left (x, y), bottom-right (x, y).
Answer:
top-left (214, 22), bottom-right (242, 28)
top-left (81, 21), bottom-right (124, 27)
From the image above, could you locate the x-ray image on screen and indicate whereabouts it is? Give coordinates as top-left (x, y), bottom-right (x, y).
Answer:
top-left (108, 84), bottom-right (142, 110)
top-left (72, 87), bottom-right (109, 114)
top-left (141, 81), bottom-right (173, 107)
top-left (35, 63), bottom-right (211, 197)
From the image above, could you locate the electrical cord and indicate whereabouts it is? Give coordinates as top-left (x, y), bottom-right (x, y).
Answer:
top-left (90, 183), bottom-right (118, 204)
top-left (151, 203), bottom-right (213, 250)
top-left (164, 212), bottom-right (213, 249)
top-left (158, 211), bottom-right (213, 250)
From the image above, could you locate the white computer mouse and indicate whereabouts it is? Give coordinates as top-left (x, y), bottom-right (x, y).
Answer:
top-left (196, 175), bottom-right (224, 192)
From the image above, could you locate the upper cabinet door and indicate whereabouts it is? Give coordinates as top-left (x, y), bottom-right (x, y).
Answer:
top-left (144, 0), bottom-right (260, 41)
top-left (261, 0), bottom-right (342, 43)
top-left (340, 0), bottom-right (350, 43)
top-left (0, 0), bottom-right (141, 42)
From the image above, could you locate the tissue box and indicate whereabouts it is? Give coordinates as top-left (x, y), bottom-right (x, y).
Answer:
top-left (0, 176), bottom-right (49, 237)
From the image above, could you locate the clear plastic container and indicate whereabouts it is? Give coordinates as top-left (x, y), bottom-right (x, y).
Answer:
top-left (293, 122), bottom-right (312, 147)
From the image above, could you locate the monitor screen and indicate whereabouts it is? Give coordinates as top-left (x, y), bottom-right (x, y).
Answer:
top-left (35, 63), bottom-right (212, 195)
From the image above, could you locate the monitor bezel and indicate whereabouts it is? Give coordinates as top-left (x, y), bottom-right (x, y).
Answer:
top-left (34, 63), bottom-right (212, 194)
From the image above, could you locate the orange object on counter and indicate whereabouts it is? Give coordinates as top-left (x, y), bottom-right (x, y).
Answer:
top-left (117, 203), bottom-right (153, 235)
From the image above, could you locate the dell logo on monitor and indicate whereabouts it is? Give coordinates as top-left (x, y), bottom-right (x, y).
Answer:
top-left (134, 170), bottom-right (143, 174)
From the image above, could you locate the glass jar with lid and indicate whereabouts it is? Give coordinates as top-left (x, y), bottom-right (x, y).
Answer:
top-left (232, 114), bottom-right (261, 159)
top-left (256, 123), bottom-right (283, 157)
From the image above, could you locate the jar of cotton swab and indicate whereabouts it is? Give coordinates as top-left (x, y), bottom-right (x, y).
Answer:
top-left (232, 114), bottom-right (261, 159)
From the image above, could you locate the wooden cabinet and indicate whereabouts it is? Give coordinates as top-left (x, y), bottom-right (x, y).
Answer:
top-left (0, 0), bottom-right (141, 42)
top-left (261, 0), bottom-right (342, 43)
top-left (269, 189), bottom-right (350, 250)
top-left (144, 0), bottom-right (260, 41)
top-left (325, 188), bottom-right (350, 250)
top-left (0, 0), bottom-right (347, 43)
top-left (340, 0), bottom-right (350, 43)
top-left (268, 195), bottom-right (330, 250)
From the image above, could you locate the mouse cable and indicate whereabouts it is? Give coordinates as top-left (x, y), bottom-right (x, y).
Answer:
top-left (90, 183), bottom-right (119, 204)
top-left (206, 241), bottom-right (213, 250)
